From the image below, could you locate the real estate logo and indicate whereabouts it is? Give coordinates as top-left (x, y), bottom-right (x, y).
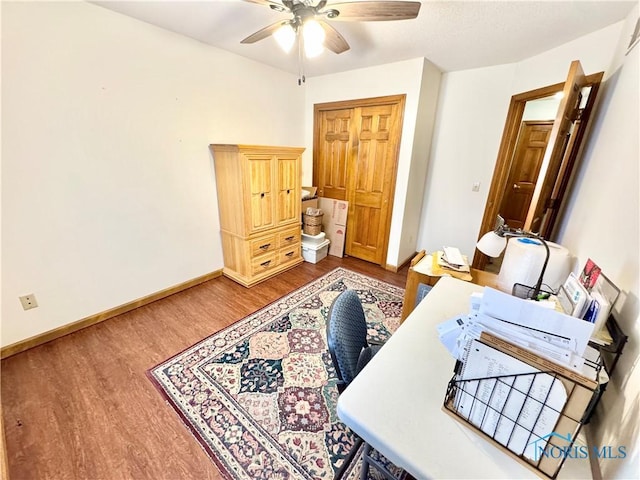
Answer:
top-left (529, 432), bottom-right (627, 462)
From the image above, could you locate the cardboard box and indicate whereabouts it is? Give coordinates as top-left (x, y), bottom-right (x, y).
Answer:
top-left (301, 186), bottom-right (318, 212)
top-left (318, 197), bottom-right (348, 257)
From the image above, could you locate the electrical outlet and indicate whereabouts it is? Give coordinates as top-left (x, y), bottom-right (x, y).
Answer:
top-left (19, 294), bottom-right (38, 311)
top-left (472, 182), bottom-right (481, 192)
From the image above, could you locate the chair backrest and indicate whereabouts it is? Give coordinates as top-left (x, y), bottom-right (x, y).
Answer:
top-left (326, 290), bottom-right (368, 387)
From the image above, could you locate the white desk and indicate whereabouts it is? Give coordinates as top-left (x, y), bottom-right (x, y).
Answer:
top-left (337, 277), bottom-right (593, 479)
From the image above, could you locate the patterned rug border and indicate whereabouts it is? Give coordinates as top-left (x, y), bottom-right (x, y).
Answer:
top-left (146, 267), bottom-right (405, 480)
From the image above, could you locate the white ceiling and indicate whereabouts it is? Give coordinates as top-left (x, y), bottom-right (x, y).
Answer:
top-left (92, 0), bottom-right (636, 77)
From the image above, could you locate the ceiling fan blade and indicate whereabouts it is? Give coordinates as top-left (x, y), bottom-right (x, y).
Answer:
top-left (241, 20), bottom-right (289, 44)
top-left (318, 21), bottom-right (350, 54)
top-left (242, 0), bottom-right (282, 7)
top-left (326, 1), bottom-right (421, 21)
top-left (242, 0), bottom-right (289, 12)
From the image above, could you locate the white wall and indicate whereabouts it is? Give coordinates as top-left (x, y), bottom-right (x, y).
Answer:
top-left (398, 60), bottom-right (442, 265)
top-left (417, 63), bottom-right (515, 257)
top-left (557, 7), bottom-right (639, 478)
top-left (304, 58), bottom-right (441, 267)
top-left (1, 1), bottom-right (305, 347)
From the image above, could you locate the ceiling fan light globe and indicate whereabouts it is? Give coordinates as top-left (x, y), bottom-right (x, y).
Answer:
top-left (303, 19), bottom-right (325, 57)
top-left (274, 24), bottom-right (296, 53)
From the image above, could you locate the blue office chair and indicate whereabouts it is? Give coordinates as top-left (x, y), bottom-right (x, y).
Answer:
top-left (326, 289), bottom-right (403, 480)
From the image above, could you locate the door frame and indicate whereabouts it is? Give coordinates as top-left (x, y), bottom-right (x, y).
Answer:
top-left (471, 69), bottom-right (603, 271)
top-left (313, 94), bottom-right (406, 267)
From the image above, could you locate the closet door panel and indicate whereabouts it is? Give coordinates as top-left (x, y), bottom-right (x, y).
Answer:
top-left (316, 108), bottom-right (352, 201)
top-left (346, 104), bottom-right (399, 264)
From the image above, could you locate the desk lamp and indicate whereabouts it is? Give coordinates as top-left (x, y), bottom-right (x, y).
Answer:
top-left (476, 215), bottom-right (551, 300)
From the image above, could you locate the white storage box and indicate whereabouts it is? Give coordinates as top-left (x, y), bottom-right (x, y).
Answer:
top-left (301, 239), bottom-right (330, 264)
top-left (301, 231), bottom-right (326, 246)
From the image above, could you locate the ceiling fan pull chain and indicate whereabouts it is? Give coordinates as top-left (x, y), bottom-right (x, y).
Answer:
top-left (297, 35), bottom-right (306, 85)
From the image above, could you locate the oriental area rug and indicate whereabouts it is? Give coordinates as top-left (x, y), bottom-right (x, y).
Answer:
top-left (149, 268), bottom-right (405, 480)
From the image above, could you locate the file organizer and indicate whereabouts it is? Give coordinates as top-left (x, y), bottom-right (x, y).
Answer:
top-left (443, 332), bottom-right (600, 480)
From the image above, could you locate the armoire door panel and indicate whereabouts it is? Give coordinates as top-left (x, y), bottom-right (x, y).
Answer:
top-left (276, 155), bottom-right (300, 224)
top-left (246, 155), bottom-right (274, 231)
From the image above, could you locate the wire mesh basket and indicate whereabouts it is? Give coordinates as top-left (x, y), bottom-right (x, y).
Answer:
top-left (512, 283), bottom-right (556, 301)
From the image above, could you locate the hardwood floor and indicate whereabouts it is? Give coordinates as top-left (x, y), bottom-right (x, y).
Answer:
top-left (1, 257), bottom-right (408, 480)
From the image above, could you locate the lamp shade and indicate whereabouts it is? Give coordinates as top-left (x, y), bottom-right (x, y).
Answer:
top-left (476, 231), bottom-right (507, 258)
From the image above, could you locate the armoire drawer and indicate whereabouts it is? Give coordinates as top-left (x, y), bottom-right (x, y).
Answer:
top-left (279, 245), bottom-right (300, 265)
top-left (249, 234), bottom-right (277, 258)
top-left (251, 252), bottom-right (278, 276)
top-left (278, 227), bottom-right (300, 248)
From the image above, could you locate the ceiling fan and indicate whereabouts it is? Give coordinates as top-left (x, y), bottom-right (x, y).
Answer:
top-left (241, 0), bottom-right (421, 83)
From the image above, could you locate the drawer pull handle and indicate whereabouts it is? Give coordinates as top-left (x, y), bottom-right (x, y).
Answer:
top-left (287, 189), bottom-right (291, 194)
top-left (285, 252), bottom-right (294, 257)
top-left (261, 192), bottom-right (265, 198)
top-left (284, 236), bottom-right (294, 241)
top-left (260, 260), bottom-right (271, 267)
top-left (259, 243), bottom-right (271, 250)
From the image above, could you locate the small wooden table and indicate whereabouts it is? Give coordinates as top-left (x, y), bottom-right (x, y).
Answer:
top-left (400, 250), bottom-right (498, 322)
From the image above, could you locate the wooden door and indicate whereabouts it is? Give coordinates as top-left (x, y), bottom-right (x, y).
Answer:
top-left (347, 104), bottom-right (400, 263)
top-left (314, 95), bottom-right (404, 266)
top-left (275, 153), bottom-right (300, 225)
top-left (316, 108), bottom-right (352, 201)
top-left (531, 61), bottom-right (587, 237)
top-left (498, 121), bottom-right (553, 229)
top-left (245, 154), bottom-right (274, 233)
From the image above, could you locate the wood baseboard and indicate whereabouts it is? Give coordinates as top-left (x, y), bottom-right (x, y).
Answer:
top-left (386, 252), bottom-right (416, 273)
top-left (0, 270), bottom-right (223, 360)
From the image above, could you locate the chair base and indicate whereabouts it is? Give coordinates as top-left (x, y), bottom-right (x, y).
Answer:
top-left (333, 437), bottom-right (404, 480)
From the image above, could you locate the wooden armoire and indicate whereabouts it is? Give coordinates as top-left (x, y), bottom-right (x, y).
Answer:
top-left (210, 144), bottom-right (304, 287)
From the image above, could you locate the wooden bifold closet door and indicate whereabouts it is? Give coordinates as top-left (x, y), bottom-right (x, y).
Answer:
top-left (313, 95), bottom-right (405, 267)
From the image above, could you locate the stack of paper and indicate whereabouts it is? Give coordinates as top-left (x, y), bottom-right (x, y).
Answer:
top-left (439, 287), bottom-right (600, 467)
top-left (433, 251), bottom-right (471, 274)
top-left (438, 287), bottom-right (597, 378)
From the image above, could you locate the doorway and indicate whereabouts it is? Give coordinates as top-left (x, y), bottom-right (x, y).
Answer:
top-left (498, 120), bottom-right (554, 230)
top-left (472, 61), bottom-right (603, 271)
top-left (313, 95), bottom-right (405, 267)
